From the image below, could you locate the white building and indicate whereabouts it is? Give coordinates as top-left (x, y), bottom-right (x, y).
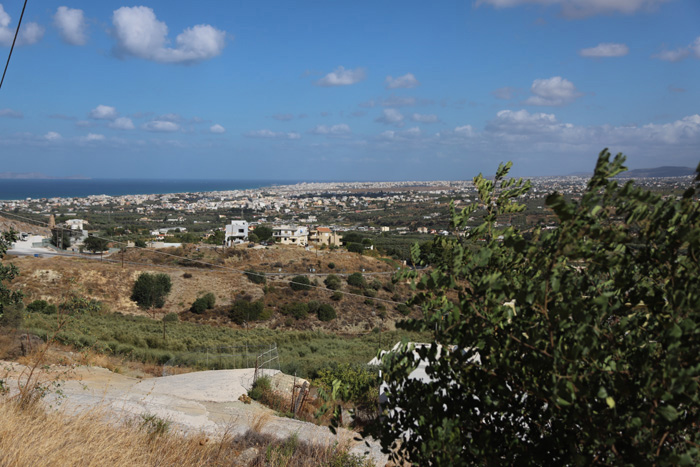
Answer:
top-left (273, 225), bottom-right (309, 246)
top-left (225, 220), bottom-right (249, 246)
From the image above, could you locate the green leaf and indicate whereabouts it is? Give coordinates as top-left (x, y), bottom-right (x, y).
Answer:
top-left (657, 405), bottom-right (679, 422)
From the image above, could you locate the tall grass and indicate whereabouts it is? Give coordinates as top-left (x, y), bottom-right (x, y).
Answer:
top-left (0, 399), bottom-right (374, 466)
top-left (22, 311), bottom-right (428, 378)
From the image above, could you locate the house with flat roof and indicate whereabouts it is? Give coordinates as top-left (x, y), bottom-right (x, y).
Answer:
top-left (225, 220), bottom-right (249, 246)
top-left (308, 226), bottom-right (341, 247)
top-left (273, 225), bottom-right (308, 246)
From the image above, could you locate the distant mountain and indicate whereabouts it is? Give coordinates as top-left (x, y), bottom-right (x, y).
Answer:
top-left (0, 172), bottom-right (89, 180)
top-left (616, 166), bottom-right (696, 178)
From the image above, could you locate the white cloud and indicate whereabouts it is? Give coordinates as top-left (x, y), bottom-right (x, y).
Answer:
top-left (653, 36), bottom-right (700, 62)
top-left (44, 131), bottom-right (61, 141)
top-left (309, 124), bottom-right (351, 136)
top-left (579, 42), bottom-right (629, 57)
top-left (0, 4), bottom-right (44, 46)
top-left (0, 108), bottom-right (22, 118)
top-left (377, 127), bottom-right (422, 141)
top-left (524, 76), bottom-right (582, 106)
top-left (142, 120), bottom-right (180, 132)
top-left (112, 6), bottom-right (226, 64)
top-left (475, 0), bottom-right (671, 18)
top-left (85, 133), bottom-right (105, 141)
top-left (109, 117), bottom-right (135, 130)
top-left (385, 73), bottom-right (420, 89)
top-left (316, 66), bottom-right (366, 86)
top-left (244, 129), bottom-right (301, 140)
top-left (89, 105), bottom-right (118, 120)
top-left (54, 6), bottom-right (87, 46)
top-left (375, 109), bottom-right (405, 126)
top-left (210, 124), bottom-right (225, 134)
top-left (454, 125), bottom-right (475, 137)
top-left (411, 113), bottom-right (439, 123)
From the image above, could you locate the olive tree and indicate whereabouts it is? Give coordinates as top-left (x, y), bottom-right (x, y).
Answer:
top-left (368, 150), bottom-right (700, 465)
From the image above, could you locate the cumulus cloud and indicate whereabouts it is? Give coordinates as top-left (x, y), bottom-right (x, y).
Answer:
top-left (112, 6), bottom-right (226, 64)
top-left (244, 129), bottom-right (301, 140)
top-left (524, 76), bottom-right (582, 106)
top-left (378, 127), bottom-right (422, 141)
top-left (475, 0), bottom-right (671, 18)
top-left (309, 124), bottom-right (351, 136)
top-left (579, 42), bottom-right (629, 57)
top-left (0, 4), bottom-right (44, 46)
top-left (653, 36), bottom-right (700, 62)
top-left (385, 73), bottom-right (420, 89)
top-left (85, 133), bottom-right (105, 141)
top-left (108, 117), bottom-right (135, 130)
top-left (210, 124), bottom-right (225, 134)
top-left (411, 113), bottom-right (439, 123)
top-left (89, 105), bottom-right (118, 120)
top-left (0, 108), bottom-right (22, 118)
top-left (375, 109), bottom-right (405, 126)
top-left (54, 6), bottom-right (87, 45)
top-left (316, 66), bottom-right (366, 86)
top-left (142, 120), bottom-right (180, 132)
top-left (44, 131), bottom-right (61, 141)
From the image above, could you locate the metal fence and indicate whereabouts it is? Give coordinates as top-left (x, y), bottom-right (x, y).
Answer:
top-left (162, 342), bottom-right (280, 376)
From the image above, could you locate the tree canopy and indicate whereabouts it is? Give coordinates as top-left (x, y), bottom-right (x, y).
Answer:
top-left (130, 273), bottom-right (172, 310)
top-left (0, 230), bottom-right (22, 324)
top-left (83, 236), bottom-right (109, 254)
top-left (368, 150), bottom-right (700, 465)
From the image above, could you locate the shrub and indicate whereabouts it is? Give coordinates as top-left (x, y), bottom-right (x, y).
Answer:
top-left (245, 269), bottom-right (266, 285)
top-left (182, 272), bottom-right (192, 279)
top-left (201, 292), bottom-right (216, 309)
top-left (307, 300), bottom-right (321, 315)
top-left (247, 232), bottom-right (259, 243)
top-left (290, 275), bottom-right (311, 291)
top-left (370, 279), bottom-right (383, 291)
top-left (396, 303), bottom-right (411, 316)
top-left (347, 272), bottom-right (366, 288)
top-left (162, 312), bottom-right (179, 323)
top-left (363, 289), bottom-right (377, 298)
top-left (0, 305), bottom-right (23, 329)
top-left (131, 273), bottom-right (172, 310)
top-left (248, 376), bottom-right (271, 401)
top-left (282, 302), bottom-right (309, 320)
top-left (26, 300), bottom-right (49, 313)
top-left (317, 304), bottom-right (336, 322)
top-left (347, 243), bottom-right (364, 254)
top-left (134, 239), bottom-right (147, 248)
top-left (331, 291), bottom-right (343, 301)
top-left (230, 299), bottom-right (265, 324)
top-left (190, 298), bottom-right (207, 314)
top-left (328, 262), bottom-right (336, 269)
top-left (324, 274), bottom-right (342, 290)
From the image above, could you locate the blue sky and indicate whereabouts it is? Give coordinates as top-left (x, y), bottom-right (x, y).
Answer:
top-left (0, 0), bottom-right (698, 180)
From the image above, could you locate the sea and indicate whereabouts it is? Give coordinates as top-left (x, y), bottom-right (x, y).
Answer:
top-left (0, 179), bottom-right (296, 201)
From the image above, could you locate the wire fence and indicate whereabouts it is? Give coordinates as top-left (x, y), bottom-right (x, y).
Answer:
top-left (162, 343), bottom-right (280, 377)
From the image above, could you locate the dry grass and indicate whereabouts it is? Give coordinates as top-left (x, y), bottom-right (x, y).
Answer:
top-left (0, 399), bottom-right (374, 466)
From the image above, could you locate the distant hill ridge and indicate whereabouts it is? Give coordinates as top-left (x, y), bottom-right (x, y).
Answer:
top-left (616, 166), bottom-right (696, 178)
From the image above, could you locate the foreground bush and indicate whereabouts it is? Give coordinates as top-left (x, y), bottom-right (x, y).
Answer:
top-left (370, 151), bottom-right (700, 465)
top-left (289, 275), bottom-right (311, 291)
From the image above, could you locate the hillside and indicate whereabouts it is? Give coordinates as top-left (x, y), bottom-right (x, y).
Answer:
top-left (615, 166), bottom-right (695, 178)
top-left (7, 243), bottom-right (412, 334)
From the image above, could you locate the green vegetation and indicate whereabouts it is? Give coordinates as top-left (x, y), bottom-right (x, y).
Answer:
top-left (369, 151), bottom-right (700, 465)
top-left (26, 300), bottom-right (57, 315)
top-left (20, 309), bottom-right (426, 377)
top-left (83, 236), bottom-right (109, 254)
top-left (289, 275), bottom-right (311, 291)
top-left (190, 292), bottom-right (216, 314)
top-left (229, 299), bottom-right (270, 324)
top-left (282, 302), bottom-right (308, 320)
top-left (130, 273), bottom-right (172, 310)
top-left (316, 304), bottom-right (336, 322)
top-left (323, 274), bottom-right (341, 290)
top-left (245, 269), bottom-right (266, 285)
top-left (50, 229), bottom-right (71, 249)
top-left (253, 225), bottom-right (273, 242)
top-left (346, 272), bottom-right (365, 288)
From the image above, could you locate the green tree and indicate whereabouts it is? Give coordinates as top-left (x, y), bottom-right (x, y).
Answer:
top-left (245, 269), bottom-right (266, 285)
top-left (83, 236), bottom-right (109, 254)
top-left (317, 303), bottom-right (336, 322)
top-left (51, 229), bottom-right (71, 249)
top-left (131, 273), bottom-right (172, 311)
top-left (0, 230), bottom-right (22, 323)
top-left (347, 272), bottom-right (366, 288)
top-left (253, 225), bottom-right (273, 242)
top-left (135, 239), bottom-right (147, 248)
top-left (205, 230), bottom-right (225, 245)
top-left (290, 275), bottom-right (312, 291)
top-left (324, 274), bottom-right (342, 290)
top-left (366, 150), bottom-right (700, 465)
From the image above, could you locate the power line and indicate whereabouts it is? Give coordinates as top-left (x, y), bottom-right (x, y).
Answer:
top-left (0, 210), bottom-right (409, 306)
top-left (0, 0), bottom-right (28, 91)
